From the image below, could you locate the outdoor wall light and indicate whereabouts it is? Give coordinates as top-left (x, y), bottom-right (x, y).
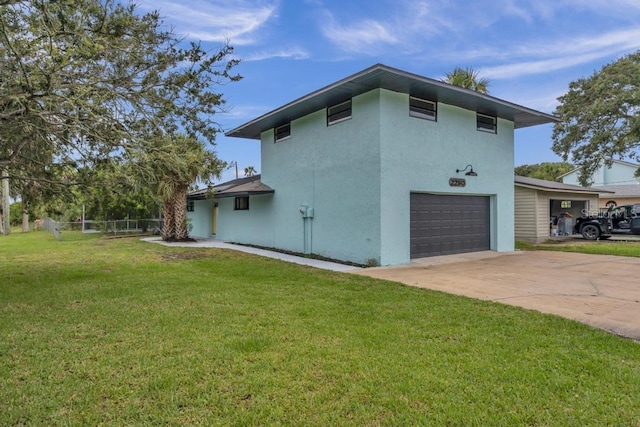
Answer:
top-left (456, 164), bottom-right (478, 176)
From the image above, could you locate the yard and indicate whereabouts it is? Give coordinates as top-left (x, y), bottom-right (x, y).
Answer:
top-left (517, 238), bottom-right (640, 257)
top-left (1, 232), bottom-right (639, 425)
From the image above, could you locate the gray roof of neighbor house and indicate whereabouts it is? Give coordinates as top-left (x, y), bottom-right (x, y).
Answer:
top-left (515, 175), bottom-right (614, 194)
top-left (591, 184), bottom-right (640, 197)
top-left (187, 174), bottom-right (274, 200)
top-left (226, 63), bottom-right (558, 140)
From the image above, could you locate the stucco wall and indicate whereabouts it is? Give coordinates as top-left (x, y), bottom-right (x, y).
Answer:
top-left (605, 162), bottom-right (639, 185)
top-left (187, 199), bottom-right (212, 239)
top-left (214, 194), bottom-right (275, 246)
top-left (378, 89), bottom-right (515, 265)
top-left (563, 162), bottom-right (639, 186)
top-left (256, 90), bottom-right (383, 264)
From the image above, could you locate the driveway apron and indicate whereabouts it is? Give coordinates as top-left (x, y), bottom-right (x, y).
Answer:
top-left (351, 251), bottom-right (640, 341)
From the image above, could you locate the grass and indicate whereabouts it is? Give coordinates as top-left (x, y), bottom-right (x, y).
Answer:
top-left (517, 239), bottom-right (640, 257)
top-left (1, 232), bottom-right (640, 426)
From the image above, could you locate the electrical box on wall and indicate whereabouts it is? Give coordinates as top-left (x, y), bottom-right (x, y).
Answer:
top-left (300, 205), bottom-right (314, 218)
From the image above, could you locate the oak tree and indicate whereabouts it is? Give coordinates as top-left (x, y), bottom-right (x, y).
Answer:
top-left (0, 0), bottom-right (239, 232)
top-left (552, 51), bottom-right (640, 185)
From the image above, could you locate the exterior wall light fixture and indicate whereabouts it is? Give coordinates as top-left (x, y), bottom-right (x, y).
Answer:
top-left (456, 164), bottom-right (477, 177)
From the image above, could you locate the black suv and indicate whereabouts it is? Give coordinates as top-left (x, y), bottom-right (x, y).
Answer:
top-left (574, 204), bottom-right (640, 240)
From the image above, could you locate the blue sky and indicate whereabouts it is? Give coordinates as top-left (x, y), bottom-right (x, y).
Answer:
top-left (136, 0), bottom-right (640, 183)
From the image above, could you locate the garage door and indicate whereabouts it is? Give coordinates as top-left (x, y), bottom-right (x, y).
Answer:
top-left (410, 193), bottom-right (490, 258)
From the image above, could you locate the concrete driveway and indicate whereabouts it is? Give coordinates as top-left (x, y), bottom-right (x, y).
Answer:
top-left (352, 251), bottom-right (640, 341)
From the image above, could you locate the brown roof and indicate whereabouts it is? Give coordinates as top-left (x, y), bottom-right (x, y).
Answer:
top-left (187, 174), bottom-right (274, 200)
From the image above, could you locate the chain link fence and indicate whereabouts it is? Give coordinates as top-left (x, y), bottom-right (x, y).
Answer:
top-left (39, 217), bottom-right (161, 240)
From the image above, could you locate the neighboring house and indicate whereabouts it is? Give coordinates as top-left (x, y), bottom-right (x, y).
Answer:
top-left (187, 64), bottom-right (556, 266)
top-left (514, 176), bottom-right (609, 243)
top-left (560, 159), bottom-right (640, 208)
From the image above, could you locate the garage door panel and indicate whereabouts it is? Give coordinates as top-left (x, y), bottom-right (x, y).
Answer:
top-left (410, 193), bottom-right (490, 258)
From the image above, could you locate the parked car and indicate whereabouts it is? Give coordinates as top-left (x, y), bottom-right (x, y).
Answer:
top-left (607, 204), bottom-right (640, 234)
top-left (574, 204), bottom-right (640, 240)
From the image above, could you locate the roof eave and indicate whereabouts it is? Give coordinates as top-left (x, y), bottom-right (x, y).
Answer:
top-left (515, 183), bottom-right (614, 194)
top-left (225, 63), bottom-right (558, 140)
top-left (215, 190), bottom-right (275, 199)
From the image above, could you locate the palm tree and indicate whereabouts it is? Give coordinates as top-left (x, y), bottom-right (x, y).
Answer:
top-left (243, 166), bottom-right (257, 177)
top-left (443, 67), bottom-right (490, 94)
top-left (132, 134), bottom-right (225, 241)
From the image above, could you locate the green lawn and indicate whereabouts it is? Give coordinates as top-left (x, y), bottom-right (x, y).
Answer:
top-left (517, 239), bottom-right (640, 257)
top-left (2, 232), bottom-right (639, 426)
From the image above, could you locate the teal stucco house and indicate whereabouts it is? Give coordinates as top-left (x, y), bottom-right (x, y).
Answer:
top-left (187, 64), bottom-right (556, 266)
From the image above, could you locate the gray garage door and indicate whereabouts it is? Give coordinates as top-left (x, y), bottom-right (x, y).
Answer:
top-left (410, 193), bottom-right (490, 258)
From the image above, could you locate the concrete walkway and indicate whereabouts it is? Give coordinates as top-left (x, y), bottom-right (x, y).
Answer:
top-left (352, 250), bottom-right (640, 341)
top-left (141, 237), bottom-right (361, 272)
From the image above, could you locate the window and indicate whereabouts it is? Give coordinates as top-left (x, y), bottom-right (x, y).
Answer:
top-left (561, 201), bottom-right (571, 208)
top-left (409, 97), bottom-right (437, 121)
top-left (234, 196), bottom-right (249, 210)
top-left (327, 99), bottom-right (352, 125)
top-left (274, 123), bottom-right (291, 143)
top-left (187, 200), bottom-right (194, 212)
top-left (477, 113), bottom-right (497, 133)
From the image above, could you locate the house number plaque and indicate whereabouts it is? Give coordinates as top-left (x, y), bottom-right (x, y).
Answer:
top-left (449, 178), bottom-right (466, 187)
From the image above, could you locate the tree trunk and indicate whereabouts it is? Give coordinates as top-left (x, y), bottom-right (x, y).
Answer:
top-left (173, 186), bottom-right (188, 240)
top-left (22, 201), bottom-right (29, 232)
top-left (1, 167), bottom-right (10, 236)
top-left (162, 199), bottom-right (175, 241)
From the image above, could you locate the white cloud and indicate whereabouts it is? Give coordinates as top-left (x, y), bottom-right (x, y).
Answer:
top-left (314, 0), bottom-right (463, 54)
top-left (244, 47), bottom-right (310, 62)
top-left (502, 0), bottom-right (535, 24)
top-left (136, 0), bottom-right (278, 45)
top-left (560, 0), bottom-right (640, 14)
top-left (480, 52), bottom-right (604, 80)
top-left (480, 28), bottom-right (640, 79)
top-left (320, 16), bottom-right (398, 53)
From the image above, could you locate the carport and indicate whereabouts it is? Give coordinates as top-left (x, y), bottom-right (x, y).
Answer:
top-left (514, 176), bottom-right (611, 243)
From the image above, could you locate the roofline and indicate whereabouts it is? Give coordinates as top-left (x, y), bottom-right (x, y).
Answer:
top-left (226, 63), bottom-right (558, 140)
top-left (214, 190), bottom-right (274, 199)
top-left (515, 182), bottom-right (613, 194)
top-left (187, 174), bottom-right (275, 200)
